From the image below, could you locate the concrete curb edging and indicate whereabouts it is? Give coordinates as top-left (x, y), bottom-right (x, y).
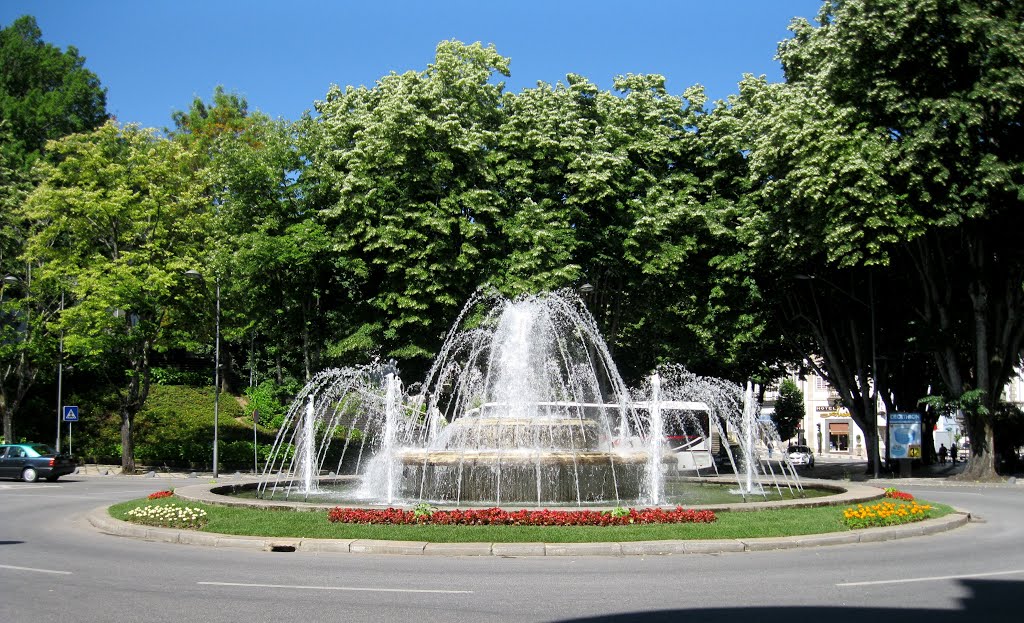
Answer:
top-left (86, 507), bottom-right (971, 557)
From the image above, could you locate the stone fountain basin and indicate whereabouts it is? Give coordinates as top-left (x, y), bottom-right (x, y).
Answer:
top-left (394, 449), bottom-right (649, 503)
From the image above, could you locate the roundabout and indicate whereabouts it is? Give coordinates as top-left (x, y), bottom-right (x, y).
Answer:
top-left (86, 477), bottom-right (971, 556)
top-left (1, 469), bottom-right (1017, 622)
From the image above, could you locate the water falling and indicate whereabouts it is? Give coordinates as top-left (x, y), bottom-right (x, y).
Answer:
top-left (257, 290), bottom-right (803, 506)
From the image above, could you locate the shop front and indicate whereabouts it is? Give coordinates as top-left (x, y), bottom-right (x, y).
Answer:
top-left (828, 421), bottom-right (850, 452)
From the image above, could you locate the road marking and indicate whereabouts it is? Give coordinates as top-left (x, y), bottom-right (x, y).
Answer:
top-left (0, 484), bottom-right (62, 490)
top-left (0, 564), bottom-right (72, 575)
top-left (838, 569), bottom-right (1024, 587)
top-left (198, 581), bottom-right (472, 594)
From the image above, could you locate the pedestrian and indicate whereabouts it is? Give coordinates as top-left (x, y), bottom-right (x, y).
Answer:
top-left (951, 442), bottom-right (958, 464)
top-left (938, 444), bottom-right (948, 464)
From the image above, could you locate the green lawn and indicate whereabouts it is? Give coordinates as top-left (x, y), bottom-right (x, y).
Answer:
top-left (108, 498), bottom-right (954, 543)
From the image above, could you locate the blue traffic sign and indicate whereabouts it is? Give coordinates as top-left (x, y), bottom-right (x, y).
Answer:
top-left (63, 405), bottom-right (79, 422)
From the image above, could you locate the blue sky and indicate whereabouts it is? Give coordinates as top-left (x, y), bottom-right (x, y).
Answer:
top-left (2, 1), bottom-right (823, 131)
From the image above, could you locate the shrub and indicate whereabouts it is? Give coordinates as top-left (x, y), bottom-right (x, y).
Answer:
top-left (244, 379), bottom-right (301, 429)
top-left (150, 367), bottom-right (209, 387)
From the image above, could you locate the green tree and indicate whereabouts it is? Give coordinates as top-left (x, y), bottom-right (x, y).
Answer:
top-left (0, 14), bottom-right (107, 442)
top-left (0, 15), bottom-right (107, 167)
top-left (169, 88), bottom-right (340, 385)
top-left (0, 120), bottom-right (52, 444)
top-left (620, 78), bottom-right (792, 382)
top-left (305, 41), bottom-right (509, 374)
top-left (23, 122), bottom-right (208, 472)
top-left (770, 1), bottom-right (1024, 477)
top-left (771, 378), bottom-right (805, 443)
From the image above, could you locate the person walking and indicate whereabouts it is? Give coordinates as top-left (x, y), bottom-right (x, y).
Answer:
top-left (938, 444), bottom-right (948, 464)
top-left (951, 442), bottom-right (959, 464)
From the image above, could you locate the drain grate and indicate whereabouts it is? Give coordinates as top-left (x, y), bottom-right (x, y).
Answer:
top-left (269, 543), bottom-right (297, 552)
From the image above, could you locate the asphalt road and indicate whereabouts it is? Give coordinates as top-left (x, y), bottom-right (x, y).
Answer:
top-left (1, 473), bottom-right (1021, 623)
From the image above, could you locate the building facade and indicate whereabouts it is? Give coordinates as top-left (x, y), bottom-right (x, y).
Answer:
top-left (762, 372), bottom-right (884, 457)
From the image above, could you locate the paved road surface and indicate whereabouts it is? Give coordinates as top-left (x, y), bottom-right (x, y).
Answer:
top-left (1, 471), bottom-right (1021, 622)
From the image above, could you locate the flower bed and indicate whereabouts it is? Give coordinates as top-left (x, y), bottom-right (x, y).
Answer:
top-left (125, 503), bottom-right (209, 529)
top-left (883, 487), bottom-right (914, 501)
top-left (841, 500), bottom-right (933, 529)
top-left (327, 505), bottom-right (716, 526)
top-left (147, 489), bottom-right (174, 500)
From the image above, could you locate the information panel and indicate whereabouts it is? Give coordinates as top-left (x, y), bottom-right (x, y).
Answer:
top-left (889, 411), bottom-right (922, 459)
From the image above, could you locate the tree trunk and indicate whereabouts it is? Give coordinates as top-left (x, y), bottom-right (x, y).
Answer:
top-left (960, 412), bottom-right (998, 480)
top-left (120, 409), bottom-right (135, 474)
top-left (1, 403), bottom-right (13, 444)
top-left (1, 357), bottom-right (38, 444)
top-left (119, 345), bottom-right (151, 475)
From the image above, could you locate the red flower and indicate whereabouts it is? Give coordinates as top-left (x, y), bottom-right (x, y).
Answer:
top-left (884, 490), bottom-right (914, 501)
top-left (327, 505), bottom-right (717, 526)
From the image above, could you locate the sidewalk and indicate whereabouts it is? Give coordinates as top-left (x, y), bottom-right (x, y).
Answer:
top-left (73, 464), bottom-right (260, 481)
top-left (800, 455), bottom-right (1022, 487)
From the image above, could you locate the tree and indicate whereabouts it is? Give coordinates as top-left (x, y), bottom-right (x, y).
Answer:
top-left (730, 0), bottom-right (1024, 478)
top-left (0, 13), bottom-right (107, 442)
top-left (0, 15), bottom-right (107, 167)
top-left (23, 122), bottom-right (208, 472)
top-left (783, 0), bottom-right (1024, 479)
top-left (0, 120), bottom-right (49, 444)
top-left (305, 41), bottom-right (509, 375)
top-left (169, 88), bottom-right (342, 385)
top-left (772, 378), bottom-right (805, 443)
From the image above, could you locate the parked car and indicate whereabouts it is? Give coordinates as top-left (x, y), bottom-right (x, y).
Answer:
top-left (0, 443), bottom-right (76, 482)
top-left (787, 444), bottom-right (815, 468)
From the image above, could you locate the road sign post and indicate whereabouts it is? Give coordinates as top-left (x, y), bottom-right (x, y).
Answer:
top-left (63, 406), bottom-right (79, 456)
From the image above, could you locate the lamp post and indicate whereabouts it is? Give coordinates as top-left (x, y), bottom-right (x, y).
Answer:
top-left (56, 291), bottom-right (64, 453)
top-left (185, 269), bottom-right (220, 479)
top-left (795, 273), bottom-right (879, 479)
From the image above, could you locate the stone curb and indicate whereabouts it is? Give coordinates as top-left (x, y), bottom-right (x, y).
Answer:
top-left (85, 506), bottom-right (971, 557)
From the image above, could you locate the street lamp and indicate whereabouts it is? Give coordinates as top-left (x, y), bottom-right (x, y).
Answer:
top-left (185, 269), bottom-right (220, 478)
top-left (795, 273), bottom-right (879, 479)
top-left (56, 291), bottom-right (64, 453)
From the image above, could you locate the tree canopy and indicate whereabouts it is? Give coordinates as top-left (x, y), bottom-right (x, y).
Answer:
top-left (0, 15), bottom-right (107, 167)
top-left (3, 4), bottom-right (1022, 477)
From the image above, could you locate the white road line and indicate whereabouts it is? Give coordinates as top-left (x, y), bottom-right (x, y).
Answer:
top-left (0, 564), bottom-right (73, 575)
top-left (0, 484), bottom-right (62, 490)
top-left (198, 581), bottom-right (472, 594)
top-left (838, 569), bottom-right (1024, 587)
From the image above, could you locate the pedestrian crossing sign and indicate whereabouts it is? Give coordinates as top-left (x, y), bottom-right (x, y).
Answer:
top-left (63, 405), bottom-right (79, 422)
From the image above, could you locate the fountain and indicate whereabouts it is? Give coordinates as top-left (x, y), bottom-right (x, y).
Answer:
top-left (257, 290), bottom-right (801, 506)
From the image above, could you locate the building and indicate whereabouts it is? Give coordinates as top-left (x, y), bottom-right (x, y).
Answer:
top-left (761, 372), bottom-right (884, 457)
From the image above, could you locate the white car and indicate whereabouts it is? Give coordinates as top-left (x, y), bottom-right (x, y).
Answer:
top-left (787, 445), bottom-right (815, 468)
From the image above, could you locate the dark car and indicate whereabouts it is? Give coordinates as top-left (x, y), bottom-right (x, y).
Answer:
top-left (0, 443), bottom-right (76, 482)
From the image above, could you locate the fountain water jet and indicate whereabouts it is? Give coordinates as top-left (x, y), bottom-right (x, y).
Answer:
top-left (257, 290), bottom-right (802, 506)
